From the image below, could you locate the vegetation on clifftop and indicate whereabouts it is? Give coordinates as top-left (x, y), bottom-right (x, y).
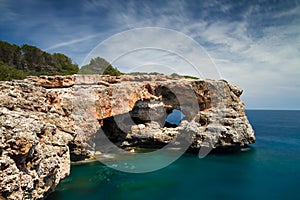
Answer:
top-left (0, 61), bottom-right (27, 81)
top-left (0, 40), bottom-right (199, 80)
top-left (0, 40), bottom-right (79, 80)
top-left (79, 57), bottom-right (122, 76)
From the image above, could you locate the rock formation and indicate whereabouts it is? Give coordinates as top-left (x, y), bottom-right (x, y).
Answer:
top-left (0, 75), bottom-right (255, 199)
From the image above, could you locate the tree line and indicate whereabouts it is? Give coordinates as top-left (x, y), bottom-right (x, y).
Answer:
top-left (0, 40), bottom-right (198, 81)
top-left (0, 40), bottom-right (79, 81)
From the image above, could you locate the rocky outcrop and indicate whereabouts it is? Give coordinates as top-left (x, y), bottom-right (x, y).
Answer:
top-left (0, 75), bottom-right (255, 199)
top-left (0, 81), bottom-right (72, 200)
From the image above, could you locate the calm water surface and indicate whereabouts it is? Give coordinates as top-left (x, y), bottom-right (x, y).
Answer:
top-left (47, 110), bottom-right (300, 200)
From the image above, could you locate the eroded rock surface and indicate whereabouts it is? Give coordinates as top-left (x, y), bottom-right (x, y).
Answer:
top-left (0, 75), bottom-right (255, 199)
top-left (0, 81), bottom-right (72, 200)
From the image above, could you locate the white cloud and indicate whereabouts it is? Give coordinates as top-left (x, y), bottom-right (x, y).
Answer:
top-left (45, 34), bottom-right (102, 51)
top-left (81, 27), bottom-right (221, 79)
top-left (1, 0), bottom-right (299, 109)
top-left (76, 0), bottom-right (300, 109)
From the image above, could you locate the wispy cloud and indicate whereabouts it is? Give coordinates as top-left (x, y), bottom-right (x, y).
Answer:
top-left (0, 0), bottom-right (19, 22)
top-left (1, 0), bottom-right (299, 109)
top-left (45, 34), bottom-right (102, 51)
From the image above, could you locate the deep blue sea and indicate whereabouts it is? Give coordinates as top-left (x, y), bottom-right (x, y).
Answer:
top-left (47, 110), bottom-right (300, 200)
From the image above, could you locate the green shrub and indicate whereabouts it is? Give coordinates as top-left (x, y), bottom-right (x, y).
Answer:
top-left (79, 57), bottom-right (122, 76)
top-left (0, 61), bottom-right (27, 81)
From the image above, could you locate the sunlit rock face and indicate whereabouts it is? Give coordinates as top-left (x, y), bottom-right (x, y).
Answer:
top-left (0, 75), bottom-right (255, 199)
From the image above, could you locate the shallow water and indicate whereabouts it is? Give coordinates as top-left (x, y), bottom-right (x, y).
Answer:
top-left (47, 110), bottom-right (300, 200)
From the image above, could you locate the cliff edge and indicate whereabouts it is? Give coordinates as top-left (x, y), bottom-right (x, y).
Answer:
top-left (0, 75), bottom-right (255, 199)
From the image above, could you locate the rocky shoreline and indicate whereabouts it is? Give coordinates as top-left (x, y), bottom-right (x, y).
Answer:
top-left (0, 75), bottom-right (255, 199)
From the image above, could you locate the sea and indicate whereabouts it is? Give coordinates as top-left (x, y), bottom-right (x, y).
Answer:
top-left (47, 110), bottom-right (300, 200)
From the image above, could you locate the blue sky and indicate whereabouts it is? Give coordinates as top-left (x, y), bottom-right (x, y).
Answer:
top-left (0, 0), bottom-right (299, 110)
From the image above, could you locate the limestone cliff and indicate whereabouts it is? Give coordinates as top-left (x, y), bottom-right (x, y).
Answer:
top-left (0, 75), bottom-right (255, 199)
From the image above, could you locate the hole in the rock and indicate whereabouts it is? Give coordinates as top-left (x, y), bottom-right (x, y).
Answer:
top-left (164, 109), bottom-right (185, 128)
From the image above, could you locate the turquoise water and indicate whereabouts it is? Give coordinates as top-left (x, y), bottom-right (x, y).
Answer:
top-left (47, 110), bottom-right (300, 200)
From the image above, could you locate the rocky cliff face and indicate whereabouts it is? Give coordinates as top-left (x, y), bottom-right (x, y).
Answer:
top-left (0, 75), bottom-right (255, 199)
top-left (0, 80), bottom-right (72, 200)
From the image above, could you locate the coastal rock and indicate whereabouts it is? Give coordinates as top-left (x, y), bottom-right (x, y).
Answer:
top-left (0, 108), bottom-right (70, 200)
top-left (0, 75), bottom-right (255, 199)
top-left (27, 75), bottom-right (75, 88)
top-left (98, 78), bottom-right (255, 152)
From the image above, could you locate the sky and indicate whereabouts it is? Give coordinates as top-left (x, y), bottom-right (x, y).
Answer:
top-left (0, 0), bottom-right (299, 110)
